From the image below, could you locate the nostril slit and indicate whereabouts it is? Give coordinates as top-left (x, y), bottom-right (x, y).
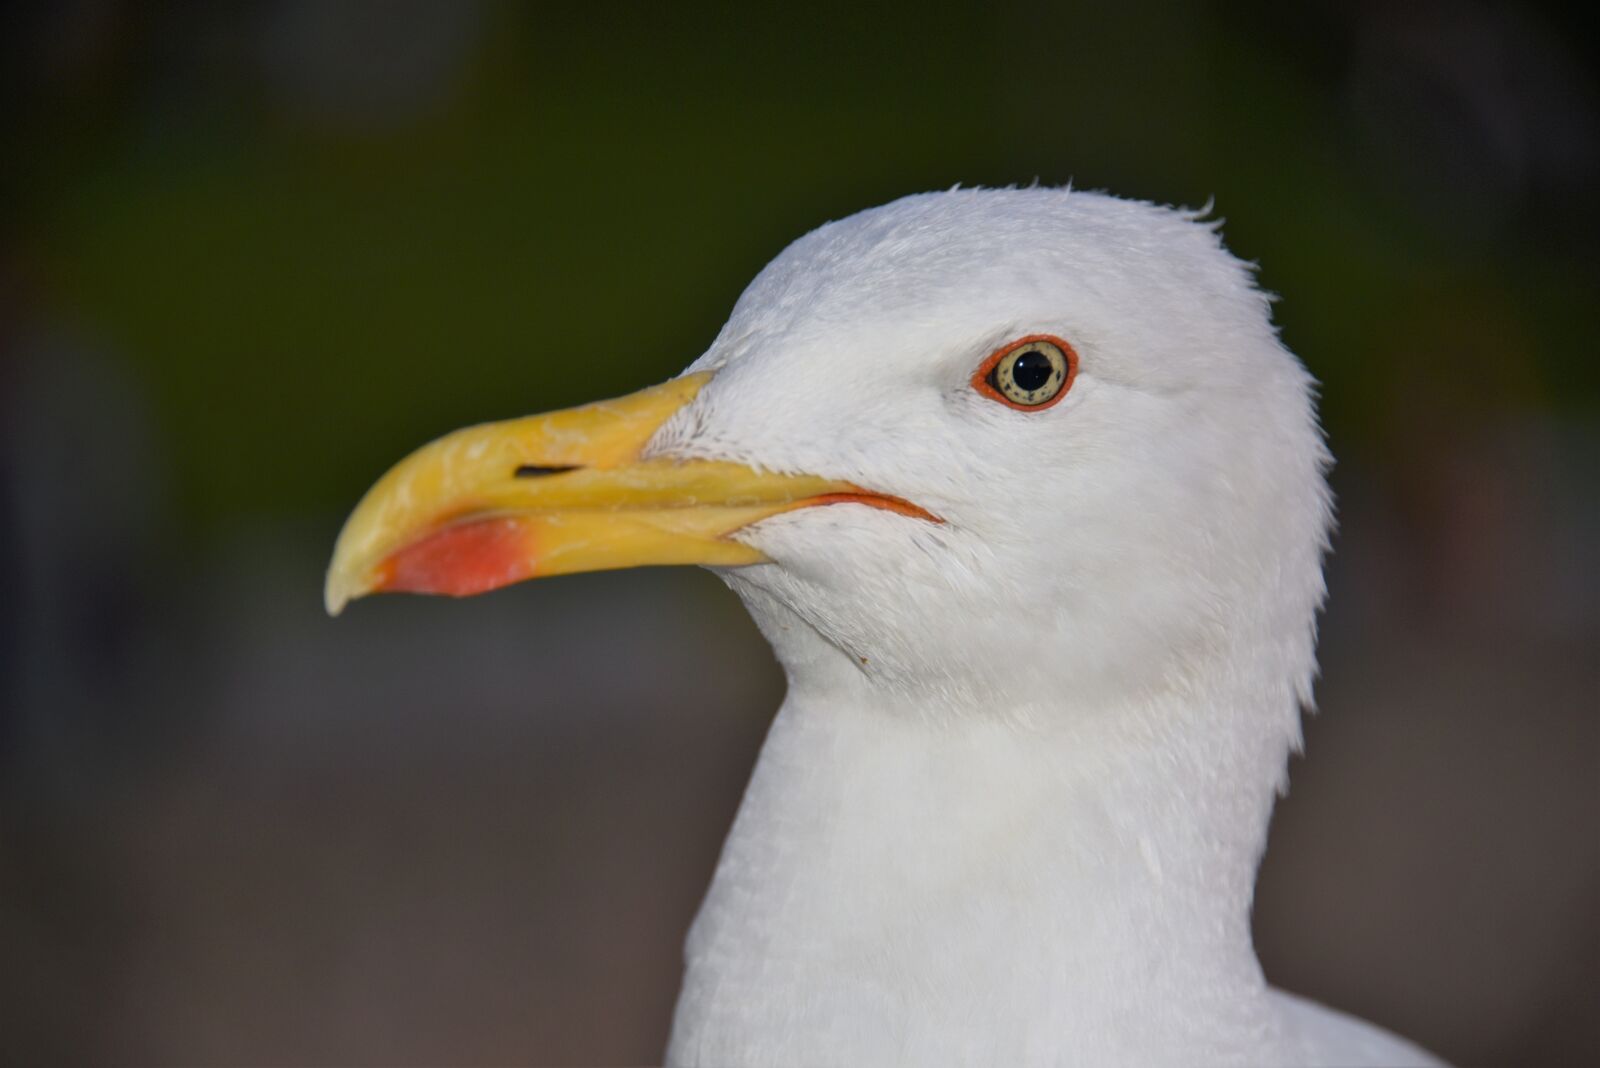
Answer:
top-left (514, 464), bottom-right (582, 478)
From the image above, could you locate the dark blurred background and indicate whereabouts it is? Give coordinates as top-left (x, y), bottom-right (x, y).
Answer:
top-left (1, 1), bottom-right (1595, 1064)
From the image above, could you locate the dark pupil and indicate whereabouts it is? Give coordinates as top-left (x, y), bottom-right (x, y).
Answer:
top-left (1010, 350), bottom-right (1054, 392)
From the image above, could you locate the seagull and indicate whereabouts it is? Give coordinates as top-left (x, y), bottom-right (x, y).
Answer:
top-left (325, 187), bottom-right (1444, 1066)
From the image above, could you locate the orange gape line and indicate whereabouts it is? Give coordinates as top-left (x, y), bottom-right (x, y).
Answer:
top-left (374, 516), bottom-right (538, 597)
top-left (804, 492), bottom-right (944, 524)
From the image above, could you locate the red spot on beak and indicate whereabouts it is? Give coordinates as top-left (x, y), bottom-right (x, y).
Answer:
top-left (374, 517), bottom-right (537, 597)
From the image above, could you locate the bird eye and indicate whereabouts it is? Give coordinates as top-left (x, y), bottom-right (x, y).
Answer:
top-left (973, 335), bottom-right (1077, 411)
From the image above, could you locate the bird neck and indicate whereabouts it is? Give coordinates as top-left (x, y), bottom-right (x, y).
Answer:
top-left (668, 599), bottom-right (1292, 1065)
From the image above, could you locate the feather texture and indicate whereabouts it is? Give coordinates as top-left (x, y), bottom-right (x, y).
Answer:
top-left (638, 187), bottom-right (1438, 1066)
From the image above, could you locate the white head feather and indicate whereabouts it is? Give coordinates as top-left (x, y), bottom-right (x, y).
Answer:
top-left (652, 186), bottom-right (1330, 734)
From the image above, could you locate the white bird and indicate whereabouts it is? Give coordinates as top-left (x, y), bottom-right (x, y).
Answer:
top-left (326, 187), bottom-right (1444, 1066)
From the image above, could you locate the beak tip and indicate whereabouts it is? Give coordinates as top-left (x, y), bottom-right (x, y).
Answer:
top-left (324, 571), bottom-right (356, 617)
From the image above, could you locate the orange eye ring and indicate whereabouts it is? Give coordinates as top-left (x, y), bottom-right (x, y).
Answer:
top-left (971, 334), bottom-right (1079, 412)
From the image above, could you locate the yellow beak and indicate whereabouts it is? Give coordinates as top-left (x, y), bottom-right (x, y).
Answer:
top-left (324, 372), bottom-right (934, 615)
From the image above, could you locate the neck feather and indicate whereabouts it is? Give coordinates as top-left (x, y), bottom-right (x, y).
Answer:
top-left (667, 602), bottom-right (1296, 1066)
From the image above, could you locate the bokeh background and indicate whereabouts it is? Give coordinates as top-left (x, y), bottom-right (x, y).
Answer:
top-left (2, 1), bottom-right (1596, 1064)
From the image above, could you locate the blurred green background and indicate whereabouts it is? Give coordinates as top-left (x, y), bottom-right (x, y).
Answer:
top-left (2, 1), bottom-right (1595, 1064)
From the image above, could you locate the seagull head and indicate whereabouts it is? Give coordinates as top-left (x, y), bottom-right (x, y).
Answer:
top-left (327, 187), bottom-right (1332, 732)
